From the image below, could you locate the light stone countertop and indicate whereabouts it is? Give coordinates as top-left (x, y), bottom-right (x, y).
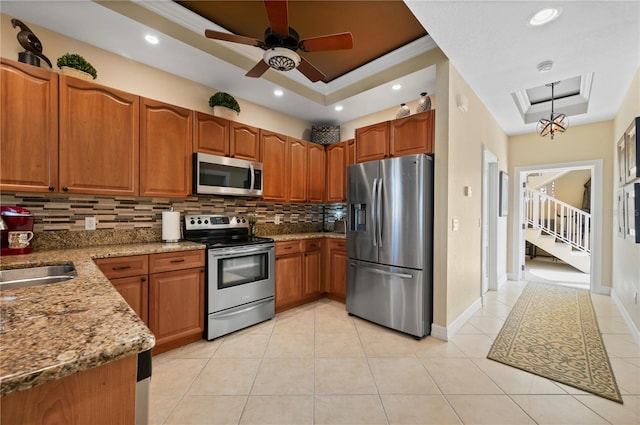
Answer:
top-left (0, 241), bottom-right (205, 396)
top-left (270, 232), bottom-right (346, 242)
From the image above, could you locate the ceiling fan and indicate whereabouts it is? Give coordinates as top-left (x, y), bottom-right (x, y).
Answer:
top-left (204, 0), bottom-right (353, 82)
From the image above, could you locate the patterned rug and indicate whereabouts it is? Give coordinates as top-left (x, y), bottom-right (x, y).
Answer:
top-left (487, 282), bottom-right (623, 403)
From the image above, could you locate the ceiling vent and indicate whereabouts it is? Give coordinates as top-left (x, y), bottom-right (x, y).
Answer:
top-left (511, 74), bottom-right (593, 124)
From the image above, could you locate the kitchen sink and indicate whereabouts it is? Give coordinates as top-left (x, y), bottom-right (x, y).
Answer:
top-left (0, 264), bottom-right (77, 290)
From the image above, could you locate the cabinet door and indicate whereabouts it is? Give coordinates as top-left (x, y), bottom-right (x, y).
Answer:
top-left (261, 130), bottom-right (289, 202)
top-left (59, 75), bottom-right (139, 196)
top-left (111, 275), bottom-right (149, 324)
top-left (325, 239), bottom-right (347, 302)
top-left (149, 267), bottom-right (204, 349)
top-left (346, 139), bottom-right (356, 166)
top-left (140, 98), bottom-right (192, 198)
top-left (230, 122), bottom-right (260, 161)
top-left (326, 142), bottom-right (346, 203)
top-left (275, 253), bottom-right (302, 310)
top-left (194, 112), bottom-right (229, 156)
top-left (303, 239), bottom-right (322, 297)
top-left (391, 110), bottom-right (435, 156)
top-left (1, 59), bottom-right (58, 193)
top-left (355, 121), bottom-right (390, 163)
top-left (307, 142), bottom-right (326, 203)
top-left (288, 138), bottom-right (308, 203)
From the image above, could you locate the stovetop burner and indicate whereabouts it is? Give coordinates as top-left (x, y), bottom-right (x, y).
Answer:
top-left (183, 214), bottom-right (274, 249)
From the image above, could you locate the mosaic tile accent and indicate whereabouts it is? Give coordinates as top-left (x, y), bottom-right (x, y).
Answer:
top-left (1, 192), bottom-right (346, 249)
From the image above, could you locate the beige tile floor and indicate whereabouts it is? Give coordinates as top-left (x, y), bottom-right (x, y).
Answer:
top-left (149, 281), bottom-right (640, 424)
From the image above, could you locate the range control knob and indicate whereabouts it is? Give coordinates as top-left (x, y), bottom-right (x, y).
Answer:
top-left (236, 218), bottom-right (241, 223)
top-left (242, 218), bottom-right (246, 223)
top-left (197, 219), bottom-right (202, 224)
top-left (190, 220), bottom-right (195, 225)
top-left (204, 220), bottom-right (209, 224)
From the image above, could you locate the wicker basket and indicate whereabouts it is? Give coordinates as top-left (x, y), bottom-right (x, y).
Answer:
top-left (311, 125), bottom-right (340, 145)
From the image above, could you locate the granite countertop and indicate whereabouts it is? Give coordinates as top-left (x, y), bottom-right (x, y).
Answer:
top-left (270, 232), bottom-right (346, 242)
top-left (0, 241), bottom-right (205, 396)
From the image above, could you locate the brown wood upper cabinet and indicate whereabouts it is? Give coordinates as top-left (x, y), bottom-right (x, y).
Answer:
top-left (355, 121), bottom-right (390, 163)
top-left (326, 141), bottom-right (347, 203)
top-left (261, 130), bottom-right (289, 202)
top-left (288, 137), bottom-right (308, 203)
top-left (140, 98), bottom-right (192, 198)
top-left (230, 122), bottom-right (261, 161)
top-left (355, 110), bottom-right (435, 163)
top-left (1, 58), bottom-right (59, 193)
top-left (59, 75), bottom-right (140, 196)
top-left (391, 110), bottom-right (435, 157)
top-left (193, 112), bottom-right (229, 156)
top-left (307, 142), bottom-right (326, 203)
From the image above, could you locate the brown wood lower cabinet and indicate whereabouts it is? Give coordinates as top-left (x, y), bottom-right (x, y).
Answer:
top-left (95, 250), bottom-right (205, 355)
top-left (275, 238), bottom-right (345, 312)
top-left (1, 355), bottom-right (137, 425)
top-left (325, 239), bottom-right (347, 302)
top-left (149, 250), bottom-right (205, 355)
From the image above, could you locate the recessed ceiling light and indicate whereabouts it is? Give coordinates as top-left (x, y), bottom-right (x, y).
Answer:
top-left (529, 8), bottom-right (561, 26)
top-left (392, 84), bottom-right (402, 91)
top-left (273, 89), bottom-right (283, 97)
top-left (144, 34), bottom-right (159, 44)
top-left (537, 60), bottom-right (554, 72)
top-left (334, 105), bottom-right (343, 112)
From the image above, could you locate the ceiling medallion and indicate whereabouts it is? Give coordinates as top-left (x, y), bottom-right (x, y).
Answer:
top-left (536, 81), bottom-right (568, 140)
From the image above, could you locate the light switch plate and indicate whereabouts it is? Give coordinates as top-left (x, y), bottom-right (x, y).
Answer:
top-left (85, 216), bottom-right (97, 230)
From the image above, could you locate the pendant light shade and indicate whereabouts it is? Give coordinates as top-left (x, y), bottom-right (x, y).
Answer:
top-left (537, 81), bottom-right (568, 139)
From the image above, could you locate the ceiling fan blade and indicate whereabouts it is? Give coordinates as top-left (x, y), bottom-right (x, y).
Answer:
top-left (297, 57), bottom-right (326, 82)
top-left (264, 0), bottom-right (289, 36)
top-left (299, 32), bottom-right (353, 52)
top-left (205, 29), bottom-right (264, 48)
top-left (245, 60), bottom-right (271, 78)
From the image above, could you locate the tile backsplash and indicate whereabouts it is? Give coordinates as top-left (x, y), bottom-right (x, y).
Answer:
top-left (1, 192), bottom-right (346, 250)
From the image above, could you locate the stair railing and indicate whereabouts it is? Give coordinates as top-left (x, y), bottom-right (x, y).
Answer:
top-left (525, 187), bottom-right (591, 253)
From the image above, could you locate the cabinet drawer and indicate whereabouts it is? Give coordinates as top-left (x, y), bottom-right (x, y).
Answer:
top-left (304, 239), bottom-right (322, 252)
top-left (328, 239), bottom-right (346, 251)
top-left (95, 255), bottom-right (149, 279)
top-left (149, 250), bottom-right (205, 274)
top-left (275, 240), bottom-right (301, 256)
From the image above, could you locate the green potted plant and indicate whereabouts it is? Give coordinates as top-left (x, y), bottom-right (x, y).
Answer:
top-left (209, 92), bottom-right (240, 117)
top-left (56, 53), bottom-right (97, 80)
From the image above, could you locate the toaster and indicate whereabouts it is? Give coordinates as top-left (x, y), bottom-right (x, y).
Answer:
top-left (333, 220), bottom-right (346, 233)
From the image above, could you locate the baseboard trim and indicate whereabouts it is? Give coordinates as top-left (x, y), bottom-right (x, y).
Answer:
top-left (430, 297), bottom-right (483, 342)
top-left (507, 272), bottom-right (520, 281)
top-left (610, 287), bottom-right (640, 345)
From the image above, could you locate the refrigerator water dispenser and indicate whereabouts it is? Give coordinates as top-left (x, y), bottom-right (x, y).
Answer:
top-left (349, 204), bottom-right (366, 231)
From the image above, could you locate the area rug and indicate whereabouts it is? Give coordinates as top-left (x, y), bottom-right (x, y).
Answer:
top-left (487, 282), bottom-right (623, 403)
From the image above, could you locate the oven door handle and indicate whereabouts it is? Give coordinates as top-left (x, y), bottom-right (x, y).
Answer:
top-left (213, 301), bottom-right (270, 318)
top-left (210, 246), bottom-right (272, 257)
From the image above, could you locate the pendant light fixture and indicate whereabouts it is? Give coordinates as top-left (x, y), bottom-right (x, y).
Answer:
top-left (536, 81), bottom-right (568, 140)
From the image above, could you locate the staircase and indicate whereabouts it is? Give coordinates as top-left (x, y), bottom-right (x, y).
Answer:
top-left (525, 188), bottom-right (591, 273)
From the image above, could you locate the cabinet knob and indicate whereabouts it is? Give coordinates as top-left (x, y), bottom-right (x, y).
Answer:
top-left (48, 186), bottom-right (54, 191)
top-left (141, 277), bottom-right (147, 282)
top-left (62, 186), bottom-right (69, 191)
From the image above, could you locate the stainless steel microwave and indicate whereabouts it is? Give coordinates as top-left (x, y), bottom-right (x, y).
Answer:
top-left (193, 152), bottom-right (263, 197)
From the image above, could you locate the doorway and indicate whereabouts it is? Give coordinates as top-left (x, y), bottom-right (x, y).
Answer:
top-left (481, 146), bottom-right (499, 295)
top-left (512, 160), bottom-right (605, 294)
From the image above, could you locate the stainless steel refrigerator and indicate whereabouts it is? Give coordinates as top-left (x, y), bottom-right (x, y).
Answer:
top-left (346, 154), bottom-right (434, 338)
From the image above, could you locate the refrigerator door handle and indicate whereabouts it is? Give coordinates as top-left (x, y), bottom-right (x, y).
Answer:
top-left (349, 262), bottom-right (413, 279)
top-left (371, 178), bottom-right (378, 247)
top-left (376, 178), bottom-right (383, 246)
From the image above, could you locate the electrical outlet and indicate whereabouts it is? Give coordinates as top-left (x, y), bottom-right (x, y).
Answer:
top-left (85, 216), bottom-right (97, 230)
top-left (274, 214), bottom-right (283, 225)
top-left (452, 218), bottom-right (459, 231)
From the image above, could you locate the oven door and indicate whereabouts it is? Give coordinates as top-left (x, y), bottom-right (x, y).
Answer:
top-left (208, 243), bottom-right (274, 313)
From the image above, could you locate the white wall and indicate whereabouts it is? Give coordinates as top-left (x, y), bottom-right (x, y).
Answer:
top-left (612, 68), bottom-right (640, 333)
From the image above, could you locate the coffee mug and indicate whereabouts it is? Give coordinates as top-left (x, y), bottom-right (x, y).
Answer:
top-left (8, 231), bottom-right (34, 249)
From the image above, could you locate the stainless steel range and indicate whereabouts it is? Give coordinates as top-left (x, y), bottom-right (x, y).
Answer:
top-left (183, 214), bottom-right (275, 340)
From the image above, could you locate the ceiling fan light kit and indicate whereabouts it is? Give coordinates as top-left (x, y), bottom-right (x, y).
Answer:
top-left (264, 47), bottom-right (300, 72)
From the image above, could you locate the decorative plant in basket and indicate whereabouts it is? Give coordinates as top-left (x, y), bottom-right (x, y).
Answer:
top-left (56, 53), bottom-right (97, 80)
top-left (209, 92), bottom-right (240, 115)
